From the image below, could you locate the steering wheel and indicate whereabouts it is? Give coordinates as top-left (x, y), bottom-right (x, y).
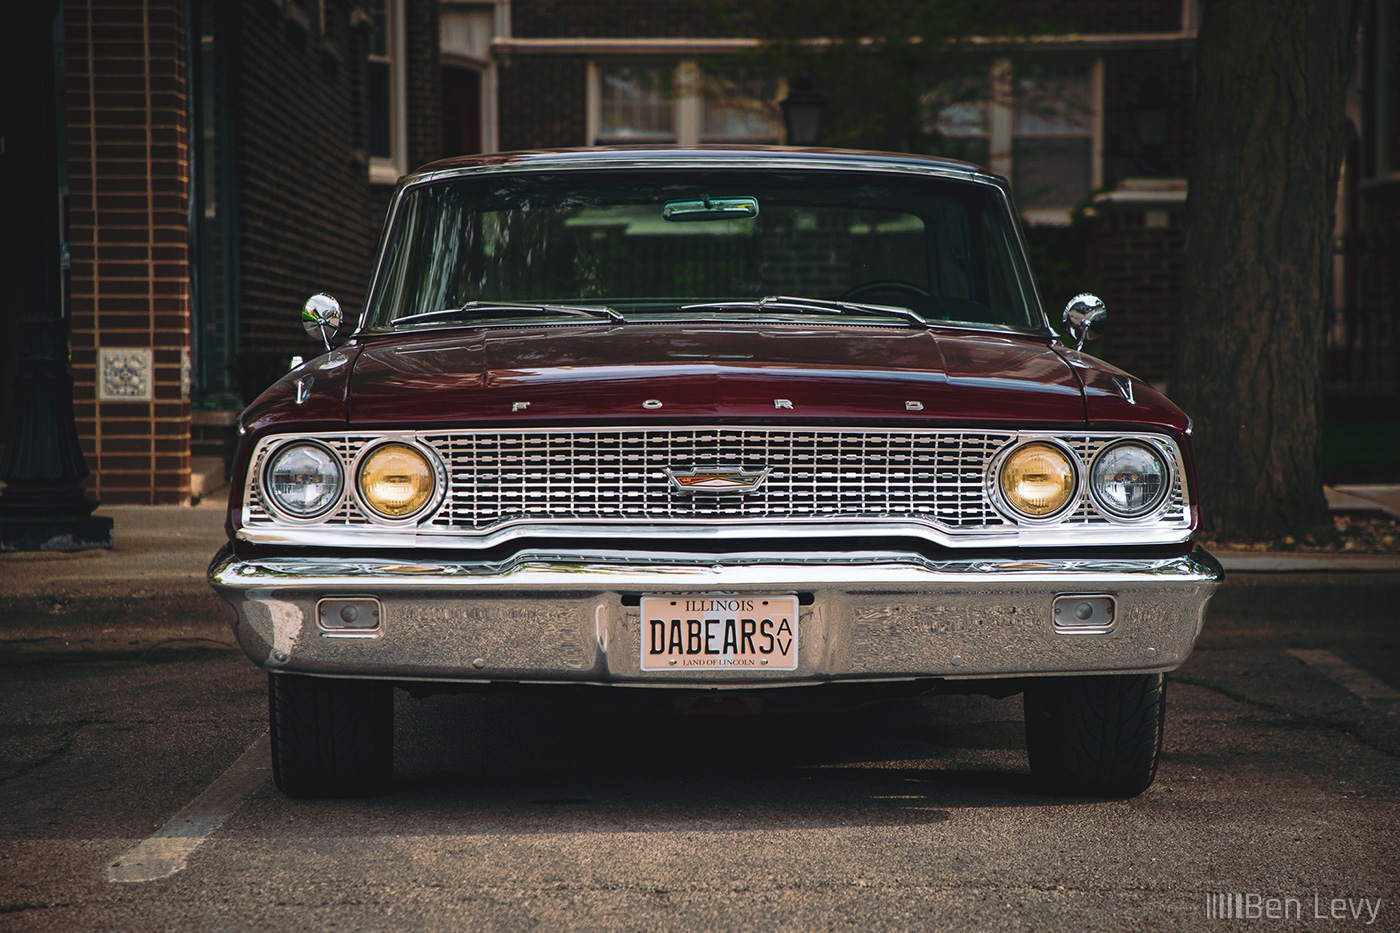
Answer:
top-left (841, 280), bottom-right (931, 301)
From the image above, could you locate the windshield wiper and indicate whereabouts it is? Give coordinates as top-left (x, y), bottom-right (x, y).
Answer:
top-left (679, 295), bottom-right (928, 328)
top-left (392, 301), bottom-right (624, 326)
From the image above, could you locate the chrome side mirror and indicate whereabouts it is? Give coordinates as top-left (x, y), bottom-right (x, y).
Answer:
top-left (302, 293), bottom-right (342, 350)
top-left (1062, 293), bottom-right (1107, 350)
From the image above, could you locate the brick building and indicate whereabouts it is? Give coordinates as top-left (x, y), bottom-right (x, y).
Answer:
top-left (4, 0), bottom-right (1394, 506)
top-left (18, 0), bottom-right (447, 505)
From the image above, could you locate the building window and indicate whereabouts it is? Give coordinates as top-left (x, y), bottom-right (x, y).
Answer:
top-left (590, 61), bottom-right (782, 146)
top-left (1013, 64), bottom-right (1096, 215)
top-left (930, 90), bottom-right (992, 169)
top-left (368, 0), bottom-right (407, 182)
top-left (700, 67), bottom-right (782, 143)
top-left (597, 64), bottom-right (675, 142)
top-left (925, 58), bottom-right (1102, 225)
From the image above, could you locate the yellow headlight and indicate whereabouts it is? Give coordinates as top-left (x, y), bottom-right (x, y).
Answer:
top-left (358, 443), bottom-right (435, 519)
top-left (998, 442), bottom-right (1076, 519)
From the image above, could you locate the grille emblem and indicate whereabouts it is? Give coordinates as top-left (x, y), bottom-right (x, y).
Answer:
top-left (665, 465), bottom-right (770, 495)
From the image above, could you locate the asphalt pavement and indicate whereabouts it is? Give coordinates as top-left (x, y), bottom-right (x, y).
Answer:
top-left (2, 486), bottom-right (1398, 931)
top-left (1, 485), bottom-right (1398, 655)
top-left (0, 492), bottom-right (234, 655)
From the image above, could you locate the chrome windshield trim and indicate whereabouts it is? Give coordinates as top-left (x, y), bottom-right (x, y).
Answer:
top-left (408, 153), bottom-right (995, 188)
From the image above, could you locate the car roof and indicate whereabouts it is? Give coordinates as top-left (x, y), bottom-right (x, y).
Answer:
top-left (407, 145), bottom-right (998, 185)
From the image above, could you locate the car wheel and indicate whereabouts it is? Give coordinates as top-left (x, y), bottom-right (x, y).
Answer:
top-left (1023, 673), bottom-right (1165, 797)
top-left (268, 672), bottom-right (393, 798)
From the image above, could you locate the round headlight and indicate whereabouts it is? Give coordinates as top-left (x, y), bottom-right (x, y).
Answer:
top-left (357, 443), bottom-right (435, 519)
top-left (263, 443), bottom-right (343, 519)
top-left (1091, 442), bottom-right (1169, 518)
top-left (998, 442), bottom-right (1077, 519)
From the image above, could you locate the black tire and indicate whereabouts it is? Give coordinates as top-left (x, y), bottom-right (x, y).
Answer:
top-left (268, 672), bottom-right (393, 798)
top-left (1023, 673), bottom-right (1165, 797)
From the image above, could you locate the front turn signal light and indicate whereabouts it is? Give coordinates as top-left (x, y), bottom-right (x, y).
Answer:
top-left (999, 442), bottom-right (1077, 519)
top-left (358, 443), bottom-right (435, 519)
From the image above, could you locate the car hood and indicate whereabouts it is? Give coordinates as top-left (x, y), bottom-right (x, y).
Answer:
top-left (339, 322), bottom-right (1119, 428)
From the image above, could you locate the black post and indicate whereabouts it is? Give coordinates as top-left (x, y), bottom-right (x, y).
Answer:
top-left (0, 1), bottom-right (113, 551)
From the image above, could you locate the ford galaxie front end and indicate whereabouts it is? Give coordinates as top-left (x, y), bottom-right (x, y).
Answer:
top-left (209, 147), bottom-right (1221, 798)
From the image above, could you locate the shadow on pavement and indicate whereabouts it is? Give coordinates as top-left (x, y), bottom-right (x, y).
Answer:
top-left (231, 691), bottom-right (1097, 838)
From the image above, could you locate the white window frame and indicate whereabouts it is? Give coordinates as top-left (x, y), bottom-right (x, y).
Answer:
top-left (1008, 57), bottom-right (1104, 226)
top-left (1181, 0), bottom-right (1202, 33)
top-left (369, 0), bottom-right (408, 184)
top-left (440, 2), bottom-right (502, 154)
top-left (931, 57), bottom-right (1103, 226)
top-left (586, 60), bottom-right (783, 147)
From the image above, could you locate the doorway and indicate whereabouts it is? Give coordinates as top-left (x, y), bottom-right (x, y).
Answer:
top-left (442, 65), bottom-right (482, 156)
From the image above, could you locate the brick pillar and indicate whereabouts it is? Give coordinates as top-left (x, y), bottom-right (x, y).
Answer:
top-left (1083, 178), bottom-right (1187, 390)
top-left (66, 0), bottom-right (193, 504)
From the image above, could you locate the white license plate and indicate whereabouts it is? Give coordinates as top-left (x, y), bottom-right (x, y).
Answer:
top-left (640, 595), bottom-right (798, 671)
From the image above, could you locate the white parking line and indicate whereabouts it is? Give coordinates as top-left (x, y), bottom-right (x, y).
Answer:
top-left (1288, 649), bottom-right (1400, 714)
top-left (107, 733), bottom-right (269, 883)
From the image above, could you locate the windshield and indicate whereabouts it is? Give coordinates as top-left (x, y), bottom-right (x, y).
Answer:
top-left (365, 169), bottom-right (1043, 330)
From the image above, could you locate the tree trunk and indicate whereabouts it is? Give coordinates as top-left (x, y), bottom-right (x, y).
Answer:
top-left (1173, 0), bottom-right (1364, 540)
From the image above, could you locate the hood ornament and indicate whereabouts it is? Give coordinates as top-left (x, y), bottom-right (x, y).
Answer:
top-left (665, 465), bottom-right (770, 495)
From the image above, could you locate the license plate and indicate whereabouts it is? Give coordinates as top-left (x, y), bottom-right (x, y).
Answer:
top-left (640, 595), bottom-right (798, 671)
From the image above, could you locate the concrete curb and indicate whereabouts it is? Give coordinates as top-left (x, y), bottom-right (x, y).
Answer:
top-left (1326, 484), bottom-right (1400, 519)
top-left (1216, 553), bottom-right (1400, 572)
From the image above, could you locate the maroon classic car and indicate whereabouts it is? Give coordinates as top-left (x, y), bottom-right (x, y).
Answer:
top-left (209, 147), bottom-right (1221, 799)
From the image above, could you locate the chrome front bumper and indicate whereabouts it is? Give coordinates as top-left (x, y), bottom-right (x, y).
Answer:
top-left (208, 546), bottom-right (1223, 685)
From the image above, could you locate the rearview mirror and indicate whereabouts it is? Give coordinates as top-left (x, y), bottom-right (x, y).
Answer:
top-left (662, 197), bottom-right (759, 222)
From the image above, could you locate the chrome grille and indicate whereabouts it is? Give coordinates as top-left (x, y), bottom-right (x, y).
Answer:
top-left (424, 428), bottom-right (1014, 530)
top-left (242, 427), bottom-right (1191, 541)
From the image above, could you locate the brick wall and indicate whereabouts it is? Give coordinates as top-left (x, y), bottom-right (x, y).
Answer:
top-left (509, 0), bottom-right (1184, 40)
top-left (65, 0), bottom-right (192, 505)
top-left (236, 0), bottom-right (441, 397)
top-left (509, 0), bottom-right (1183, 40)
top-left (1001, 0), bottom-right (1185, 34)
top-left (406, 0), bottom-right (443, 172)
top-left (234, 0), bottom-right (379, 398)
top-left (512, 1), bottom-right (743, 39)
top-left (1082, 187), bottom-right (1186, 386)
top-left (497, 55), bottom-right (589, 151)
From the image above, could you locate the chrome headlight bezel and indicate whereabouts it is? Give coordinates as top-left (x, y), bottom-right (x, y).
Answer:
top-left (987, 438), bottom-right (1083, 524)
top-left (352, 439), bottom-right (447, 525)
top-left (1088, 439), bottom-right (1173, 521)
top-left (260, 440), bottom-right (345, 522)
